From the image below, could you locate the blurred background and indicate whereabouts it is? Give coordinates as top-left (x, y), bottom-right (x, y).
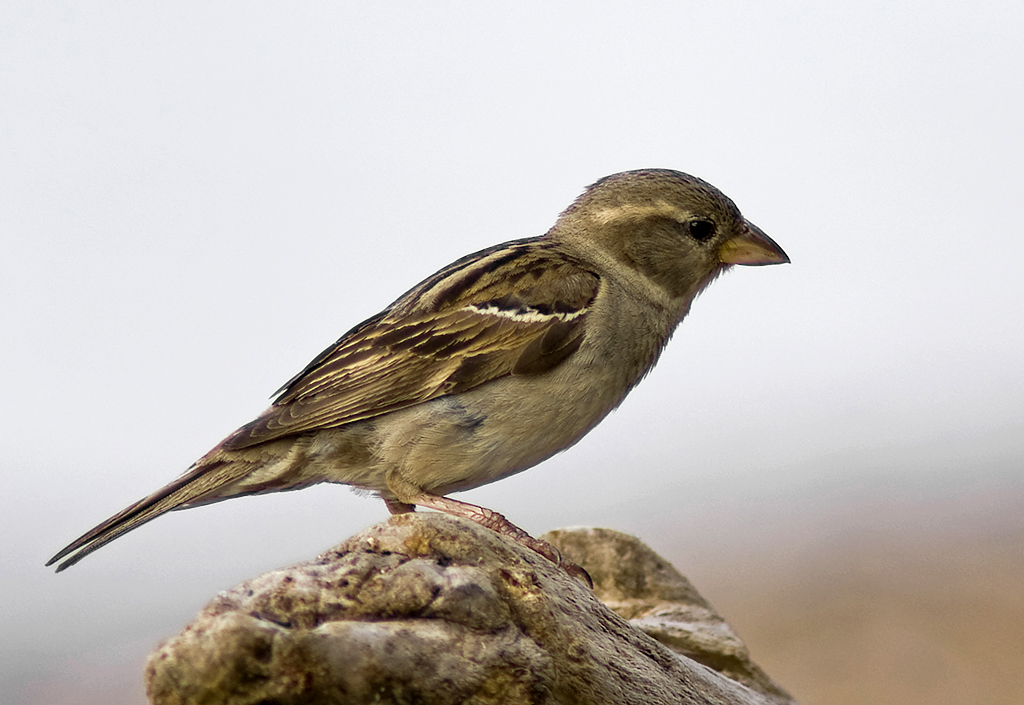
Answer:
top-left (2, 2), bottom-right (1022, 703)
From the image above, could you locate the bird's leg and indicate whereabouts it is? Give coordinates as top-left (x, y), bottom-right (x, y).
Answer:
top-left (405, 492), bottom-right (593, 588)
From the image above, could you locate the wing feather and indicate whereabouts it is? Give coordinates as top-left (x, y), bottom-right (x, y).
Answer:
top-left (223, 242), bottom-right (600, 449)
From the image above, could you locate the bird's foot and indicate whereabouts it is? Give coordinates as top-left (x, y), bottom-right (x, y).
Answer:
top-left (383, 498), bottom-right (416, 514)
top-left (397, 492), bottom-right (593, 588)
top-left (518, 534), bottom-right (594, 588)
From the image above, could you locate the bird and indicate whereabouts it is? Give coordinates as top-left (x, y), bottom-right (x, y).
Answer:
top-left (47, 168), bottom-right (789, 583)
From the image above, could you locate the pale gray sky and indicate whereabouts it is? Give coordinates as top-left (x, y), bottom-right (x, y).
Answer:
top-left (3, 2), bottom-right (1022, 703)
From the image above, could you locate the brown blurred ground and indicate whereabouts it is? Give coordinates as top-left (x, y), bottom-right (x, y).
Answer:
top-left (674, 480), bottom-right (1024, 705)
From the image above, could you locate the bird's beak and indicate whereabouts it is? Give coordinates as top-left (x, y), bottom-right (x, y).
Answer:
top-left (719, 220), bottom-right (790, 266)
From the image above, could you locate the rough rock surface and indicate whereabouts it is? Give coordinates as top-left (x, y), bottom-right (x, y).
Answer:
top-left (543, 527), bottom-right (794, 703)
top-left (145, 513), bottom-right (798, 705)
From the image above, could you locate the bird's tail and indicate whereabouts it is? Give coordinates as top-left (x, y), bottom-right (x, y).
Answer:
top-left (46, 454), bottom-right (247, 572)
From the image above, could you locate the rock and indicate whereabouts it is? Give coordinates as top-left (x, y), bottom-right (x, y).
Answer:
top-left (145, 513), bottom-right (799, 705)
top-left (543, 527), bottom-right (794, 704)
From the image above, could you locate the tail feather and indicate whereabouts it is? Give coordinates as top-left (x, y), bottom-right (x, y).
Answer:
top-left (46, 457), bottom-right (239, 572)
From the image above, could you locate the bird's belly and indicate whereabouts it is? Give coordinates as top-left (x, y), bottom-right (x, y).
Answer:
top-left (370, 361), bottom-right (629, 496)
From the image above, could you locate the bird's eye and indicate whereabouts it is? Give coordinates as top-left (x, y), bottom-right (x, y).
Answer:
top-left (686, 219), bottom-right (716, 242)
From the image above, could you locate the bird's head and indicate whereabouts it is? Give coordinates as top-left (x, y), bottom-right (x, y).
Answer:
top-left (554, 169), bottom-right (789, 300)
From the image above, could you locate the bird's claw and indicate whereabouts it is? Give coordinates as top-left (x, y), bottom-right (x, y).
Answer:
top-left (524, 536), bottom-right (593, 589)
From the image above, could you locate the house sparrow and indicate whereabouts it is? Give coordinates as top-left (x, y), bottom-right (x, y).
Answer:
top-left (47, 169), bottom-right (788, 583)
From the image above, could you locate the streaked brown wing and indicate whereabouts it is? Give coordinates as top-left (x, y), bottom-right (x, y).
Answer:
top-left (223, 242), bottom-right (600, 449)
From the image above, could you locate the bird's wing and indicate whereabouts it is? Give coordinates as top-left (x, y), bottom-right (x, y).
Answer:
top-left (223, 241), bottom-right (600, 449)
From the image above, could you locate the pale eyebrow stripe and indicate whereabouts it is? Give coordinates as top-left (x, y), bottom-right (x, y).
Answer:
top-left (591, 200), bottom-right (685, 225)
